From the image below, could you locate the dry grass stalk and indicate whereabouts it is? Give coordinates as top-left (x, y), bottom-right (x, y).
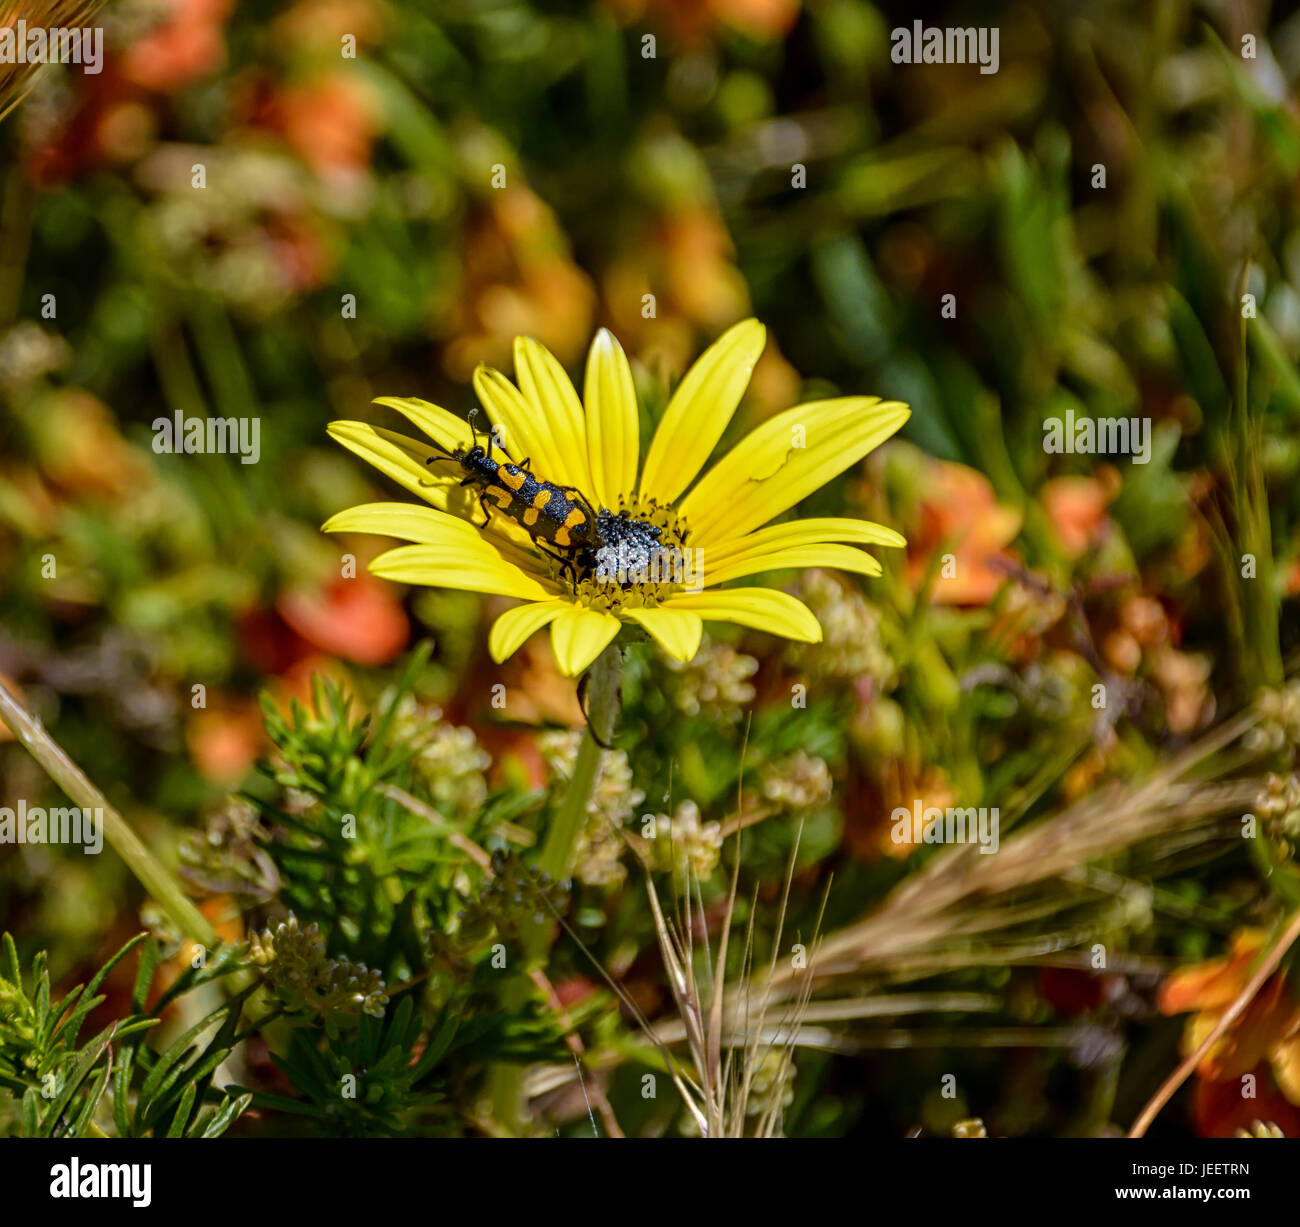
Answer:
top-left (760, 709), bottom-right (1267, 1001)
top-left (1127, 905), bottom-right (1300, 1137)
top-left (523, 823), bottom-right (823, 1137)
top-left (0, 1), bottom-right (103, 123)
top-left (642, 821), bottom-right (823, 1136)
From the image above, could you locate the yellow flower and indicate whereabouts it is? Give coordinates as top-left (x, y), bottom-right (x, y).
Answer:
top-left (323, 320), bottom-right (909, 676)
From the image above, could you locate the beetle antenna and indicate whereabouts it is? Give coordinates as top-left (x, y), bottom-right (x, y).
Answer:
top-left (423, 439), bottom-right (457, 465)
top-left (468, 407), bottom-right (486, 454)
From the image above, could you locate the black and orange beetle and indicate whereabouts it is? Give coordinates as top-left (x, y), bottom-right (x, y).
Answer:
top-left (425, 411), bottom-right (598, 569)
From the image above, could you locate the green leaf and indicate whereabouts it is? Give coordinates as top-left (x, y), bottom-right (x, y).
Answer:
top-left (132, 939), bottom-right (161, 1013)
top-left (67, 1060), bottom-right (112, 1137)
top-left (42, 1023), bottom-right (117, 1138)
top-left (113, 1045), bottom-right (135, 1138)
top-left (139, 1001), bottom-right (233, 1107)
top-left (199, 1091), bottom-right (252, 1138)
top-left (166, 1082), bottom-right (198, 1138)
top-left (21, 1086), bottom-right (38, 1136)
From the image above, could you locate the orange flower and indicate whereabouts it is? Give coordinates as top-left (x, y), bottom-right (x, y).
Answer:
top-left (1287, 558), bottom-right (1300, 598)
top-left (903, 456), bottom-right (1020, 605)
top-left (604, 207), bottom-right (751, 368)
top-left (1161, 930), bottom-right (1268, 1015)
top-left (1193, 1076), bottom-right (1300, 1139)
top-left (503, 634), bottom-right (586, 729)
top-left (843, 762), bottom-right (956, 862)
top-left (153, 896), bottom-right (245, 1004)
top-left (30, 389), bottom-right (151, 500)
top-left (1040, 467), bottom-right (1119, 558)
top-left (239, 71), bottom-right (380, 177)
top-left (282, 76), bottom-right (379, 174)
top-left (197, 654), bottom-right (356, 782)
top-left (1160, 929), bottom-right (1300, 1104)
top-left (188, 697), bottom-right (264, 786)
top-left (276, 575), bottom-right (409, 667)
top-left (443, 185), bottom-right (596, 379)
top-left (272, 0), bottom-right (386, 56)
top-left (122, 0), bottom-right (235, 94)
top-left (1098, 591), bottom-right (1212, 733)
top-left (607, 0), bottom-right (799, 45)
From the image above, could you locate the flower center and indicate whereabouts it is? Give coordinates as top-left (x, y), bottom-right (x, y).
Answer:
top-left (562, 499), bottom-right (693, 612)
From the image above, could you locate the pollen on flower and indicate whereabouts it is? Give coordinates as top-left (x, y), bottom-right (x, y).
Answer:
top-left (591, 512), bottom-right (664, 585)
top-left (559, 498), bottom-right (693, 614)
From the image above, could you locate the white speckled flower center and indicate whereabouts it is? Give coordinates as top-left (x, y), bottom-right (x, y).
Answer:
top-left (568, 500), bottom-right (691, 613)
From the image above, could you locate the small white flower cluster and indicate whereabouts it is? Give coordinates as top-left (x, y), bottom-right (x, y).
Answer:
top-left (663, 638), bottom-right (757, 720)
top-left (384, 691), bottom-right (490, 813)
top-left (541, 730), bottom-right (645, 886)
top-left (760, 750), bottom-right (833, 812)
top-left (646, 799), bottom-right (723, 881)
top-left (792, 571), bottom-right (897, 685)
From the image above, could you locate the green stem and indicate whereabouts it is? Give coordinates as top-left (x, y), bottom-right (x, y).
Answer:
top-left (0, 679), bottom-right (218, 950)
top-left (490, 644), bottom-right (623, 1133)
top-left (536, 646), bottom-right (622, 884)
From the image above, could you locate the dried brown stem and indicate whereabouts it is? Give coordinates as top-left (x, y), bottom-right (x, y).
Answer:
top-left (1128, 906), bottom-right (1300, 1138)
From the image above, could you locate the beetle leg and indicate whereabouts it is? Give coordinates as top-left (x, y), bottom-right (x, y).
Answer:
top-left (576, 675), bottom-right (616, 749)
top-left (420, 450), bottom-right (457, 488)
top-left (536, 541), bottom-right (583, 586)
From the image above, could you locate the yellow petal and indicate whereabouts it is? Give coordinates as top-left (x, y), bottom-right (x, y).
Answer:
top-left (550, 607), bottom-right (621, 676)
top-left (372, 396), bottom-right (501, 458)
top-left (514, 336), bottom-right (593, 497)
top-left (700, 543), bottom-right (883, 588)
top-left (473, 365), bottom-right (569, 487)
top-left (369, 543), bottom-right (553, 600)
top-left (625, 607), bottom-right (703, 662)
top-left (328, 420), bottom-right (539, 555)
top-left (707, 516), bottom-right (906, 564)
top-left (664, 588), bottom-right (822, 643)
top-left (640, 319), bottom-right (766, 505)
top-left (323, 501), bottom-right (554, 585)
top-left (584, 329), bottom-right (639, 507)
top-left (681, 398), bottom-right (910, 546)
top-left (328, 420), bottom-right (448, 503)
top-left (322, 502), bottom-right (481, 544)
top-left (488, 536), bottom-right (561, 583)
top-left (489, 600), bottom-right (571, 662)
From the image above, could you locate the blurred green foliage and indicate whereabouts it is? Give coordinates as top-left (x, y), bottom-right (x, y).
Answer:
top-left (1, 0), bottom-right (1300, 1137)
